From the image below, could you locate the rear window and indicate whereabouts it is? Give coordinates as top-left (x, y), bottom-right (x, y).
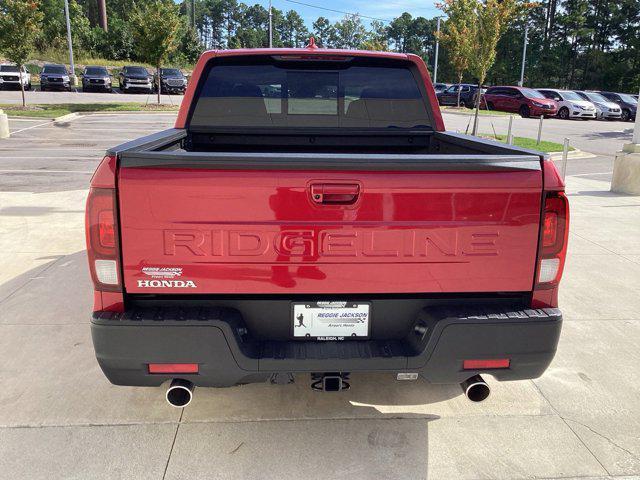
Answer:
top-left (189, 57), bottom-right (431, 129)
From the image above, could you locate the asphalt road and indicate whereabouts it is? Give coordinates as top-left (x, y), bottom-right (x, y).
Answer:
top-left (1, 114), bottom-right (176, 192)
top-left (1, 113), bottom-right (639, 479)
top-left (443, 111), bottom-right (634, 182)
top-left (2, 109), bottom-right (632, 193)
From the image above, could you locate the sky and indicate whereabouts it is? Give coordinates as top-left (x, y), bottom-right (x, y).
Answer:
top-left (266, 0), bottom-right (440, 26)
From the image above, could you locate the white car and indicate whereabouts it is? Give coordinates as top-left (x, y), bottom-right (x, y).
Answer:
top-left (0, 64), bottom-right (31, 91)
top-left (573, 91), bottom-right (622, 120)
top-left (537, 88), bottom-right (597, 119)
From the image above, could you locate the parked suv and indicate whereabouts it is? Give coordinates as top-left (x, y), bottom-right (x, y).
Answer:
top-left (483, 86), bottom-right (558, 118)
top-left (537, 89), bottom-right (596, 120)
top-left (597, 92), bottom-right (637, 122)
top-left (154, 68), bottom-right (187, 94)
top-left (433, 82), bottom-right (449, 93)
top-left (82, 66), bottom-right (112, 93)
top-left (573, 91), bottom-right (621, 120)
top-left (40, 64), bottom-right (72, 91)
top-left (436, 83), bottom-right (483, 108)
top-left (0, 64), bottom-right (31, 91)
top-left (119, 66), bottom-right (153, 93)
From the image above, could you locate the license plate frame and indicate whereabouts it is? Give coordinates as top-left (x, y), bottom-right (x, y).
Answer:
top-left (291, 301), bottom-right (371, 341)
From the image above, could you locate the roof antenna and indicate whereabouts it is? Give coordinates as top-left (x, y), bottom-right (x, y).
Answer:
top-left (306, 37), bottom-right (318, 49)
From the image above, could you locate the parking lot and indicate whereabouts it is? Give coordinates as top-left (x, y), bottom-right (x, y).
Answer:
top-left (1, 112), bottom-right (639, 479)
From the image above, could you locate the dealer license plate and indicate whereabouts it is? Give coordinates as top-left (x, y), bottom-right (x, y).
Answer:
top-left (292, 302), bottom-right (370, 340)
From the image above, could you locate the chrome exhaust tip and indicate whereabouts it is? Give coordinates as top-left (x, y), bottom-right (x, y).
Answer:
top-left (166, 379), bottom-right (194, 408)
top-left (460, 374), bottom-right (491, 402)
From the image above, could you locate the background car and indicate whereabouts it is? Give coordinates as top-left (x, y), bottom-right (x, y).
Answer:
top-left (118, 66), bottom-right (153, 93)
top-left (81, 66), bottom-right (112, 93)
top-left (537, 88), bottom-right (597, 119)
top-left (433, 82), bottom-right (449, 93)
top-left (0, 64), bottom-right (31, 91)
top-left (153, 68), bottom-right (187, 94)
top-left (597, 91), bottom-right (637, 122)
top-left (436, 83), bottom-right (483, 108)
top-left (573, 91), bottom-right (621, 120)
top-left (40, 64), bottom-right (72, 92)
top-left (483, 86), bottom-right (558, 118)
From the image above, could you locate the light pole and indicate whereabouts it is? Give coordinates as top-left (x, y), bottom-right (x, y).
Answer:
top-left (519, 22), bottom-right (528, 87)
top-left (433, 16), bottom-right (441, 83)
top-left (268, 0), bottom-right (273, 48)
top-left (97, 0), bottom-right (107, 31)
top-left (63, 0), bottom-right (76, 87)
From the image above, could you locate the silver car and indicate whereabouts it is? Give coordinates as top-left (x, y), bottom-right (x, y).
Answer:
top-left (574, 91), bottom-right (622, 120)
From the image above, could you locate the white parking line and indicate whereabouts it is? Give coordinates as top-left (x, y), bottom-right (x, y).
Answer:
top-left (8, 118), bottom-right (48, 122)
top-left (9, 121), bottom-right (53, 135)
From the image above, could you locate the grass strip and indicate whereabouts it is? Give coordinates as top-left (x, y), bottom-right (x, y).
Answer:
top-left (1, 102), bottom-right (179, 118)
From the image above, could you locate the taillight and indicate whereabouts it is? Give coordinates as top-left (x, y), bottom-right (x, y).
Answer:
top-left (536, 192), bottom-right (569, 287)
top-left (86, 187), bottom-right (121, 291)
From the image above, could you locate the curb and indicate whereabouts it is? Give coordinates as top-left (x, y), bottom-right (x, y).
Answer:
top-left (442, 109), bottom-right (510, 118)
top-left (549, 149), bottom-right (595, 161)
top-left (3, 115), bottom-right (56, 120)
top-left (74, 110), bottom-right (179, 116)
top-left (53, 112), bottom-right (80, 124)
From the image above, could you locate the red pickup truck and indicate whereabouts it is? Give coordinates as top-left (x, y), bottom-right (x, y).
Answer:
top-left (87, 46), bottom-right (568, 407)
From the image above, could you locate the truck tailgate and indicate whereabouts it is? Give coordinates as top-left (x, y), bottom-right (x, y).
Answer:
top-left (118, 155), bottom-right (542, 294)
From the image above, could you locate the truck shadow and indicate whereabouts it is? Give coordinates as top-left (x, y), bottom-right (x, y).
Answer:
top-left (1, 251), bottom-right (459, 414)
top-left (567, 190), bottom-right (640, 198)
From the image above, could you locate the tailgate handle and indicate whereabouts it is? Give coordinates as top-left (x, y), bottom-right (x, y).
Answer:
top-left (310, 183), bottom-right (360, 205)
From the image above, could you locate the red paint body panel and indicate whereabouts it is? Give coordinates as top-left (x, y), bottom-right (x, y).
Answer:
top-left (118, 168), bottom-right (542, 294)
top-left (175, 49), bottom-right (445, 132)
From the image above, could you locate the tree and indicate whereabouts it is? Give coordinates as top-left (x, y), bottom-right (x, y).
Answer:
top-left (313, 17), bottom-right (333, 47)
top-left (437, 0), bottom-right (477, 106)
top-left (130, 0), bottom-right (181, 104)
top-left (468, 0), bottom-right (520, 134)
top-left (0, 0), bottom-right (44, 107)
top-left (279, 10), bottom-right (308, 47)
top-left (332, 14), bottom-right (367, 49)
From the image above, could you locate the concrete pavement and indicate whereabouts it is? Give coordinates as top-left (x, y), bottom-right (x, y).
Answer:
top-left (0, 114), bottom-right (639, 479)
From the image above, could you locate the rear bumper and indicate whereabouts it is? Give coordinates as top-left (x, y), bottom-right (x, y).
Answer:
top-left (91, 305), bottom-right (562, 387)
